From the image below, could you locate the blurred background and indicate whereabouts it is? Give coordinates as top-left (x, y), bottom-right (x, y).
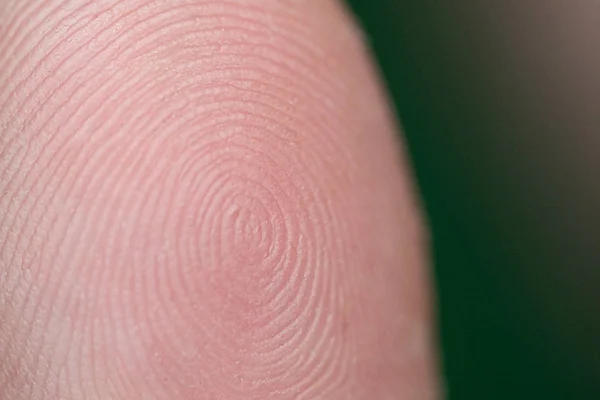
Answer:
top-left (344, 1), bottom-right (600, 398)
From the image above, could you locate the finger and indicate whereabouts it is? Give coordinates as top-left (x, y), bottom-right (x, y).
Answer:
top-left (0, 0), bottom-right (439, 399)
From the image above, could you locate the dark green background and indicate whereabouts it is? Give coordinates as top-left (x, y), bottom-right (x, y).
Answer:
top-left (345, 1), bottom-right (600, 398)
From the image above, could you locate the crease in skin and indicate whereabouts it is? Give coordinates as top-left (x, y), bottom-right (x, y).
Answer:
top-left (0, 0), bottom-right (438, 399)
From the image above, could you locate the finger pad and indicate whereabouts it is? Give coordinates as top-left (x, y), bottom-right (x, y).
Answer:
top-left (0, 1), bottom-right (437, 399)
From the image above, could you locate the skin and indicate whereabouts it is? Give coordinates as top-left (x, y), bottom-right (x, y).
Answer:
top-left (0, 0), bottom-right (439, 399)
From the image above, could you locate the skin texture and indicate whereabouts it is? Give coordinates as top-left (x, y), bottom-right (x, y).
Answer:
top-left (0, 0), bottom-right (438, 398)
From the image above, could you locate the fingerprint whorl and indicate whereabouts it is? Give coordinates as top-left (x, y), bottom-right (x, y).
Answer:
top-left (183, 144), bottom-right (296, 314)
top-left (149, 124), bottom-right (352, 396)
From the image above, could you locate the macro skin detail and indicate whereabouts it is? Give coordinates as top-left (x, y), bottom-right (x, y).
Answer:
top-left (0, 0), bottom-right (438, 399)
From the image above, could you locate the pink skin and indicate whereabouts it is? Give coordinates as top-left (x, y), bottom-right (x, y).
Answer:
top-left (0, 0), bottom-right (439, 399)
